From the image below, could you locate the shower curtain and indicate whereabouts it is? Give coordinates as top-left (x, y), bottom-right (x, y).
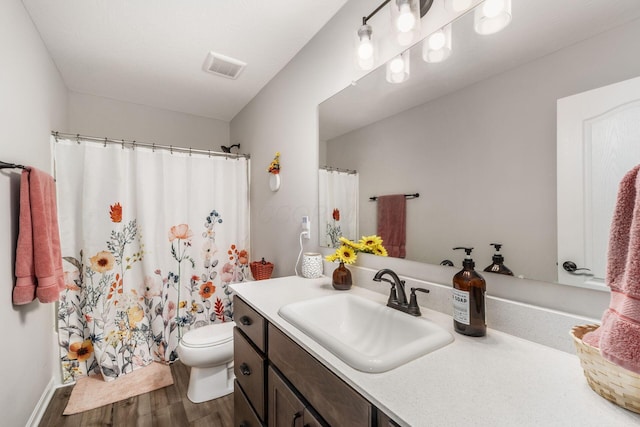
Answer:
top-left (318, 169), bottom-right (358, 247)
top-left (53, 137), bottom-right (250, 383)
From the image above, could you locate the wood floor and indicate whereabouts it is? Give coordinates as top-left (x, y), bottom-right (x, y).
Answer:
top-left (39, 361), bottom-right (234, 427)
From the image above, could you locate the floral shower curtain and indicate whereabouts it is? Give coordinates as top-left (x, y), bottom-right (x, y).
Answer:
top-left (318, 168), bottom-right (358, 248)
top-left (53, 137), bottom-right (250, 383)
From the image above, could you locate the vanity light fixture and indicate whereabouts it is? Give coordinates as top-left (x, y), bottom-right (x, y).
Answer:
top-left (422, 24), bottom-right (452, 63)
top-left (386, 51), bottom-right (410, 84)
top-left (474, 0), bottom-right (512, 35)
top-left (355, 0), bottom-right (433, 71)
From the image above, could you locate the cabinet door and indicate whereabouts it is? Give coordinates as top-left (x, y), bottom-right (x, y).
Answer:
top-left (302, 409), bottom-right (324, 427)
top-left (235, 380), bottom-right (264, 427)
top-left (268, 366), bottom-right (305, 427)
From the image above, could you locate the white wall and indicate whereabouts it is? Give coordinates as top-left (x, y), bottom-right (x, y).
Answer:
top-left (230, 0), bottom-right (616, 319)
top-left (0, 1), bottom-right (68, 425)
top-left (326, 18), bottom-right (640, 284)
top-left (68, 92), bottom-right (230, 150)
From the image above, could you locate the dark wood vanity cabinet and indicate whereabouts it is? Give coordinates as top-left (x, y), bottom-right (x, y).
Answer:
top-left (233, 296), bottom-right (398, 427)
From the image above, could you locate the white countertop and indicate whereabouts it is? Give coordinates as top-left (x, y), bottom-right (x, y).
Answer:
top-left (231, 276), bottom-right (640, 427)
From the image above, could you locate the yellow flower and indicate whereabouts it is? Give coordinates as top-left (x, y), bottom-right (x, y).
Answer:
top-left (326, 234), bottom-right (387, 264)
top-left (127, 305), bottom-right (145, 328)
top-left (339, 237), bottom-right (364, 251)
top-left (325, 253), bottom-right (339, 262)
top-left (359, 235), bottom-right (383, 249)
top-left (372, 245), bottom-right (388, 257)
top-left (336, 245), bottom-right (357, 264)
top-left (89, 251), bottom-right (115, 273)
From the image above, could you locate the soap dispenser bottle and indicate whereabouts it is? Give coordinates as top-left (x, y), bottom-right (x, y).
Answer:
top-left (483, 243), bottom-right (514, 276)
top-left (452, 247), bottom-right (486, 337)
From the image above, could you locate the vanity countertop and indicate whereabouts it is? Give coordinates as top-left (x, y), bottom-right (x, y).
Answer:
top-left (231, 276), bottom-right (640, 427)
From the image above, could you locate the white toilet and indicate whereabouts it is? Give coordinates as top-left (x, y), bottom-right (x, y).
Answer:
top-left (177, 321), bottom-right (236, 403)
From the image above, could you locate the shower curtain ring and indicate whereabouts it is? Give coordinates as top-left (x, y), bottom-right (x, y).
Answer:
top-left (103, 138), bottom-right (107, 147)
top-left (121, 140), bottom-right (125, 149)
top-left (132, 141), bottom-right (136, 150)
top-left (152, 143), bottom-right (155, 152)
top-left (170, 145), bottom-right (173, 154)
top-left (189, 148), bottom-right (192, 156)
top-left (76, 134), bottom-right (80, 144)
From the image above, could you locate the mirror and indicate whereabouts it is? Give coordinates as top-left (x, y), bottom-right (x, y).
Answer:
top-left (319, 0), bottom-right (640, 284)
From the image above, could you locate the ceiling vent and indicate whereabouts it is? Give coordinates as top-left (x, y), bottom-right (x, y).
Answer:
top-left (203, 51), bottom-right (246, 80)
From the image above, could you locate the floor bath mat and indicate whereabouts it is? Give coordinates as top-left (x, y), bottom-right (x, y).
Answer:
top-left (63, 362), bottom-right (173, 415)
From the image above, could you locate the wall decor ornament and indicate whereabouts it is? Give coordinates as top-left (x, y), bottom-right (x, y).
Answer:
top-left (267, 151), bottom-right (281, 191)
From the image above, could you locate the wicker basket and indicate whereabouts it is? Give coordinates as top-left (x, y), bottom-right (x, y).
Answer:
top-left (250, 258), bottom-right (274, 281)
top-left (571, 324), bottom-right (640, 414)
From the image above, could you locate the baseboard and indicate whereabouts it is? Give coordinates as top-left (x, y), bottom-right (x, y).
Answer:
top-left (26, 377), bottom-right (56, 427)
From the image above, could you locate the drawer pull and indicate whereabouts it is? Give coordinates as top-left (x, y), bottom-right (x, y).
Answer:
top-left (239, 315), bottom-right (253, 326)
top-left (239, 363), bottom-right (252, 376)
top-left (291, 411), bottom-right (302, 427)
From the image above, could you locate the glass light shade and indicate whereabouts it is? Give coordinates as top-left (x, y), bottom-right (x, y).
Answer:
top-left (391, 0), bottom-right (421, 46)
top-left (356, 24), bottom-right (375, 70)
top-left (422, 25), bottom-right (452, 63)
top-left (444, 0), bottom-right (472, 13)
top-left (474, 0), bottom-right (512, 35)
top-left (386, 52), bottom-right (410, 84)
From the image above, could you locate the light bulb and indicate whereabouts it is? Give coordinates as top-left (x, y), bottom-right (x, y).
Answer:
top-left (389, 57), bottom-right (405, 73)
top-left (474, 0), bottom-right (512, 35)
top-left (445, 0), bottom-right (472, 12)
top-left (356, 24), bottom-right (374, 70)
top-left (358, 38), bottom-right (373, 60)
top-left (428, 31), bottom-right (446, 50)
top-left (396, 2), bottom-right (416, 32)
top-left (483, 0), bottom-right (506, 18)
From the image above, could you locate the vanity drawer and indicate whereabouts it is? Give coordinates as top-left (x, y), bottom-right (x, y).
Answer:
top-left (234, 379), bottom-right (264, 427)
top-left (268, 324), bottom-right (372, 427)
top-left (234, 328), bottom-right (266, 422)
top-left (235, 296), bottom-right (266, 352)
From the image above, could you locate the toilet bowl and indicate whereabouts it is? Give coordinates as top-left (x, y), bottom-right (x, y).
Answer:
top-left (177, 321), bottom-right (236, 403)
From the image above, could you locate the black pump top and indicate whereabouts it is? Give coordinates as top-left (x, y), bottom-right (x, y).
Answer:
top-left (453, 247), bottom-right (473, 256)
top-left (453, 247), bottom-right (475, 269)
top-left (490, 243), bottom-right (502, 252)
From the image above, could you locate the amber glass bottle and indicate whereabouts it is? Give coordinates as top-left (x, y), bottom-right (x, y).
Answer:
top-left (452, 247), bottom-right (486, 337)
top-left (483, 243), bottom-right (514, 276)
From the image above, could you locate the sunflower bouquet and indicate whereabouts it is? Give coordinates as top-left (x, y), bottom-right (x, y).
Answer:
top-left (325, 235), bottom-right (388, 264)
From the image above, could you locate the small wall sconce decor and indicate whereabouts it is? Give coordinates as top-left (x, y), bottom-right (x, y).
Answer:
top-left (267, 151), bottom-right (281, 191)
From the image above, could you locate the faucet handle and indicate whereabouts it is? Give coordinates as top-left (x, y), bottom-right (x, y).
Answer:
top-left (407, 287), bottom-right (430, 316)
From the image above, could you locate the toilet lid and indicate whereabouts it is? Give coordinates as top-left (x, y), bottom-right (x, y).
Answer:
top-left (181, 321), bottom-right (236, 348)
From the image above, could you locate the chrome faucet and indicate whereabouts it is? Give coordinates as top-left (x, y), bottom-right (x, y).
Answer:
top-left (373, 269), bottom-right (430, 316)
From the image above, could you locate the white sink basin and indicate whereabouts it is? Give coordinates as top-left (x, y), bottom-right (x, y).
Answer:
top-left (278, 293), bottom-right (453, 373)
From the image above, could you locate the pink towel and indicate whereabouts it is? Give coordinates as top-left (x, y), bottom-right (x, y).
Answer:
top-left (583, 164), bottom-right (640, 374)
top-left (13, 168), bottom-right (65, 305)
top-left (377, 194), bottom-right (406, 258)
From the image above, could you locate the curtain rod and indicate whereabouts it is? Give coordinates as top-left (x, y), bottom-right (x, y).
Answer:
top-left (52, 131), bottom-right (250, 160)
top-left (369, 193), bottom-right (420, 201)
top-left (0, 160), bottom-right (27, 170)
top-left (320, 165), bottom-right (358, 175)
